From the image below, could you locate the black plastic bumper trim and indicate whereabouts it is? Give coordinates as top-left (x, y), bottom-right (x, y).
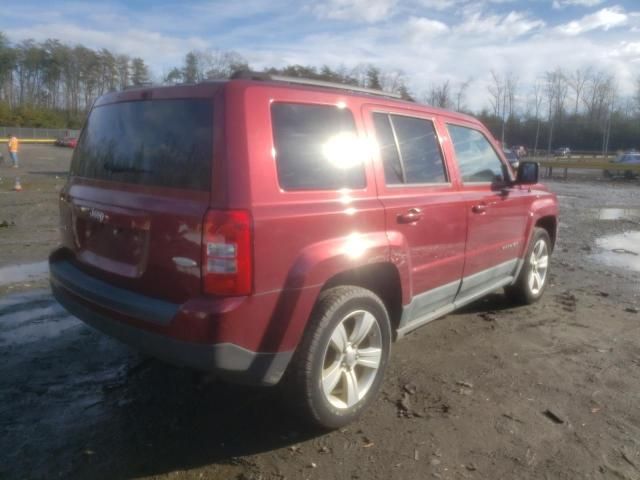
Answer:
top-left (50, 259), bottom-right (179, 325)
top-left (51, 282), bottom-right (292, 386)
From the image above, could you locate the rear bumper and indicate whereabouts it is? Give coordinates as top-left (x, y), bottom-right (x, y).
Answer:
top-left (50, 258), bottom-right (292, 386)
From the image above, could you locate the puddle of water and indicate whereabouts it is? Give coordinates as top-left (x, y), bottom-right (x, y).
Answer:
top-left (0, 292), bottom-right (80, 345)
top-left (0, 261), bottom-right (48, 286)
top-left (0, 289), bottom-right (50, 308)
top-left (0, 314), bottom-right (79, 345)
top-left (592, 231), bottom-right (640, 273)
top-left (593, 208), bottom-right (640, 221)
top-left (0, 304), bottom-right (65, 329)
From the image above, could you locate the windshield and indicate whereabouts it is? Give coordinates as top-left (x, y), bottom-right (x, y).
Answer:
top-left (71, 99), bottom-right (213, 190)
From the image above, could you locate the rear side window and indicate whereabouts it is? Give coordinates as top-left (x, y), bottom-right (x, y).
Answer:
top-left (372, 112), bottom-right (447, 185)
top-left (447, 124), bottom-right (505, 183)
top-left (372, 113), bottom-right (403, 184)
top-left (271, 103), bottom-right (366, 191)
top-left (71, 99), bottom-right (213, 190)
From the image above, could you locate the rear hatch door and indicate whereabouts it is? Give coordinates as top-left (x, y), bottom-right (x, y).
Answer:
top-left (63, 94), bottom-right (215, 303)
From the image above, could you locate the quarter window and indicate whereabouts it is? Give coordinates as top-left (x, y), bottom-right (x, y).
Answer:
top-left (447, 124), bottom-right (506, 183)
top-left (372, 113), bottom-right (447, 185)
top-left (271, 103), bottom-right (366, 191)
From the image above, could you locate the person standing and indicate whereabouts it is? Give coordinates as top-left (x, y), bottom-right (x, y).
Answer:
top-left (8, 134), bottom-right (19, 168)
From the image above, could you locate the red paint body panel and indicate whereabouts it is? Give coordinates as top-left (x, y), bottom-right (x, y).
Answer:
top-left (361, 104), bottom-right (467, 301)
top-left (53, 78), bottom-right (558, 369)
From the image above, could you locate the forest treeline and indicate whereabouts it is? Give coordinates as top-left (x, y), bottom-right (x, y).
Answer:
top-left (0, 33), bottom-right (638, 152)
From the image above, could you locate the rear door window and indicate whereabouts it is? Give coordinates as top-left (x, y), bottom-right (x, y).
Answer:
top-left (271, 103), bottom-right (366, 191)
top-left (447, 124), bottom-right (506, 183)
top-left (71, 99), bottom-right (213, 190)
top-left (372, 112), bottom-right (447, 185)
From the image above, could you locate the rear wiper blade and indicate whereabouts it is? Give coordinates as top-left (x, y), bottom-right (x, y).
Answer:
top-left (103, 162), bottom-right (150, 174)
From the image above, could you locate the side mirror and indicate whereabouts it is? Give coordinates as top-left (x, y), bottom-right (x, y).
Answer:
top-left (516, 161), bottom-right (539, 185)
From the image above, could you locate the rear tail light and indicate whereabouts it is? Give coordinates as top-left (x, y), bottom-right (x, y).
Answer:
top-left (202, 209), bottom-right (252, 296)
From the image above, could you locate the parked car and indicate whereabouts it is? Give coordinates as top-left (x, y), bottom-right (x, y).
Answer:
top-left (50, 73), bottom-right (558, 428)
top-left (554, 147), bottom-right (571, 157)
top-left (55, 136), bottom-right (78, 148)
top-left (603, 151), bottom-right (640, 179)
top-left (503, 148), bottom-right (520, 169)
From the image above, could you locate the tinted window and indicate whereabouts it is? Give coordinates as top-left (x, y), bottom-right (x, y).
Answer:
top-left (372, 113), bottom-right (447, 185)
top-left (372, 113), bottom-right (403, 184)
top-left (71, 99), bottom-right (213, 190)
top-left (447, 124), bottom-right (505, 183)
top-left (391, 115), bottom-right (447, 184)
top-left (271, 103), bottom-right (366, 190)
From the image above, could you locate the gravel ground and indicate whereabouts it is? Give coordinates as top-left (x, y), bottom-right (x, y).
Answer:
top-left (1, 146), bottom-right (640, 480)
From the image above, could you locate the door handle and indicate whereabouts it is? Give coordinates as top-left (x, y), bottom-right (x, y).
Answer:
top-left (397, 208), bottom-right (423, 224)
top-left (471, 204), bottom-right (487, 214)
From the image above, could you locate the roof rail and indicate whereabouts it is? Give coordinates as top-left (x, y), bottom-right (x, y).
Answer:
top-left (230, 70), bottom-right (404, 100)
top-left (123, 82), bottom-right (154, 90)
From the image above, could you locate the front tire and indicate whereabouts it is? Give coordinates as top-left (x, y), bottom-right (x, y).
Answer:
top-left (506, 228), bottom-right (551, 305)
top-left (285, 286), bottom-right (391, 429)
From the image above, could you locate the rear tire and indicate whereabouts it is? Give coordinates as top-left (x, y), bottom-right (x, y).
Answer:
top-left (506, 228), bottom-right (551, 305)
top-left (284, 286), bottom-right (391, 429)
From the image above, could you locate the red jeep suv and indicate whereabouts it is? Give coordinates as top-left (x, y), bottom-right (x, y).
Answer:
top-left (50, 73), bottom-right (558, 428)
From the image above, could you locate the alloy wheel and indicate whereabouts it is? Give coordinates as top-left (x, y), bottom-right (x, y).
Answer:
top-left (321, 310), bottom-right (383, 410)
top-left (528, 238), bottom-right (549, 295)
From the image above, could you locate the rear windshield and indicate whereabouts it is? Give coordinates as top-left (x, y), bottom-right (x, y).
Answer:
top-left (71, 99), bottom-right (213, 190)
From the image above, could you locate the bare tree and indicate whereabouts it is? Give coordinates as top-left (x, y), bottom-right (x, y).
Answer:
top-left (529, 79), bottom-right (544, 157)
top-left (582, 70), bottom-right (613, 122)
top-left (601, 80), bottom-right (617, 156)
top-left (200, 50), bottom-right (248, 79)
top-left (348, 63), bottom-right (369, 88)
top-left (568, 67), bottom-right (591, 116)
top-left (544, 68), bottom-right (567, 155)
top-left (379, 69), bottom-right (404, 94)
top-left (504, 72), bottom-right (518, 119)
top-left (0, 32), bottom-right (15, 105)
top-left (455, 78), bottom-right (471, 112)
top-left (115, 54), bottom-right (130, 91)
top-left (487, 70), bottom-right (504, 118)
top-left (488, 71), bottom-right (517, 144)
top-left (177, 49), bottom-right (249, 82)
top-left (425, 80), bottom-right (453, 109)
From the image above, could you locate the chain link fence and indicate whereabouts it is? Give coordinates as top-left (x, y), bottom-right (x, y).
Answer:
top-left (0, 126), bottom-right (80, 139)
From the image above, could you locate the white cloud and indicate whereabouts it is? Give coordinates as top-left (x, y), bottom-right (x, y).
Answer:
top-left (415, 0), bottom-right (461, 10)
top-left (455, 10), bottom-right (545, 39)
top-left (238, 11), bottom-right (639, 111)
top-left (414, 0), bottom-right (515, 11)
top-left (611, 41), bottom-right (640, 60)
top-left (312, 0), bottom-right (397, 23)
top-left (407, 16), bottom-right (449, 42)
top-left (552, 0), bottom-right (604, 9)
top-left (557, 6), bottom-right (628, 35)
top-left (2, 0), bottom-right (639, 114)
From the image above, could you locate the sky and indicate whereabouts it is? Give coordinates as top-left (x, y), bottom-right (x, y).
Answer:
top-left (1, 0), bottom-right (639, 111)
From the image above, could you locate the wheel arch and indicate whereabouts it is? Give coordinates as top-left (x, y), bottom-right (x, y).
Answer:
top-left (322, 262), bottom-right (404, 337)
top-left (535, 215), bottom-right (557, 251)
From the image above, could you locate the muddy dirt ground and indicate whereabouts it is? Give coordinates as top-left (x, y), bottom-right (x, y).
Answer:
top-left (1, 146), bottom-right (640, 480)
